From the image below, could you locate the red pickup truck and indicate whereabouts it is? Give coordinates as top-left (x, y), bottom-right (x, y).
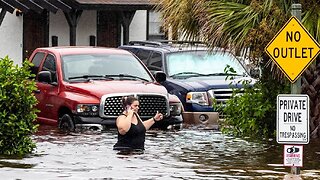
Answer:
top-left (29, 46), bottom-right (183, 132)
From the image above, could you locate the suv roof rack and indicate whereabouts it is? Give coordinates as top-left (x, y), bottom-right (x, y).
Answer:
top-left (128, 40), bottom-right (207, 48)
top-left (128, 41), bottom-right (163, 47)
top-left (158, 40), bottom-right (206, 45)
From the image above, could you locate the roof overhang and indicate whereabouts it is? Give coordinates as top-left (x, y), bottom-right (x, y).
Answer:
top-left (0, 0), bottom-right (157, 14)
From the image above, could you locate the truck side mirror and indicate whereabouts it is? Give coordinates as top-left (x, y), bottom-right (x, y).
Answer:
top-left (154, 71), bottom-right (166, 82)
top-left (38, 71), bottom-right (52, 84)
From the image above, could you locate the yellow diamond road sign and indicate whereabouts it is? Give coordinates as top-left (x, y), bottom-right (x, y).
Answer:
top-left (265, 16), bottom-right (320, 83)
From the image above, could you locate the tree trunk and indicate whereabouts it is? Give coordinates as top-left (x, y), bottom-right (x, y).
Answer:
top-left (301, 58), bottom-right (320, 138)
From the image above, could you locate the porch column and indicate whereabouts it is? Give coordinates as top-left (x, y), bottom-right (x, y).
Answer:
top-left (119, 11), bottom-right (135, 45)
top-left (64, 9), bottom-right (83, 46)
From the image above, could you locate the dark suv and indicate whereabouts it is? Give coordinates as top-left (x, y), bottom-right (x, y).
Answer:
top-left (119, 41), bottom-right (256, 128)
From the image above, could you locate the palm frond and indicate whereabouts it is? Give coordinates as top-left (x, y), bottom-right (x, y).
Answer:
top-left (156, 0), bottom-right (320, 80)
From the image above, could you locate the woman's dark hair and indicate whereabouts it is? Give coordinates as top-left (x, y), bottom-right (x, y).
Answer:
top-left (122, 96), bottom-right (138, 110)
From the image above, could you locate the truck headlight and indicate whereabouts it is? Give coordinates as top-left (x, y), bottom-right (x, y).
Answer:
top-left (76, 104), bottom-right (99, 116)
top-left (170, 102), bottom-right (182, 116)
top-left (186, 92), bottom-right (209, 106)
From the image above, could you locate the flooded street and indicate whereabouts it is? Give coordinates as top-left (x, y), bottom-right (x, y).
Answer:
top-left (1, 125), bottom-right (320, 180)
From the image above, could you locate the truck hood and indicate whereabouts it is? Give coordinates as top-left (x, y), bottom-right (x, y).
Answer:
top-left (168, 76), bottom-right (256, 91)
top-left (64, 80), bottom-right (168, 98)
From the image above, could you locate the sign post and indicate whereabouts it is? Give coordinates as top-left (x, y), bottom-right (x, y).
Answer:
top-left (265, 1), bottom-right (320, 176)
top-left (290, 3), bottom-right (302, 95)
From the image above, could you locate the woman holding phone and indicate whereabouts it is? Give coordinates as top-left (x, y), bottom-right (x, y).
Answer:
top-left (113, 96), bottom-right (163, 152)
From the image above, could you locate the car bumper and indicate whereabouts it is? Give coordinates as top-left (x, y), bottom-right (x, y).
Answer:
top-left (74, 115), bottom-right (183, 127)
top-left (182, 111), bottom-right (220, 129)
top-left (74, 116), bottom-right (116, 126)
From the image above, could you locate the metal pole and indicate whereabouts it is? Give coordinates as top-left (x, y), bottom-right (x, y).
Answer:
top-left (291, 2), bottom-right (302, 175)
top-left (291, 3), bottom-right (302, 94)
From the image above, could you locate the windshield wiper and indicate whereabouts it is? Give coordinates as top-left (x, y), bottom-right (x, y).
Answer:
top-left (69, 74), bottom-right (150, 82)
top-left (170, 72), bottom-right (202, 77)
top-left (201, 73), bottom-right (244, 76)
top-left (105, 74), bottom-right (150, 82)
top-left (68, 75), bottom-right (114, 80)
top-left (170, 72), bottom-right (245, 78)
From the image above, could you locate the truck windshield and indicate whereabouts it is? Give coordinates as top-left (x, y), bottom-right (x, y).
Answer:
top-left (166, 50), bottom-right (248, 78)
top-left (61, 54), bottom-right (153, 82)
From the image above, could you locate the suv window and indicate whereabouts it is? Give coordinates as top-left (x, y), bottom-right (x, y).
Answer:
top-left (166, 51), bottom-right (247, 77)
top-left (148, 52), bottom-right (162, 71)
top-left (30, 52), bottom-right (45, 77)
top-left (41, 54), bottom-right (57, 83)
top-left (136, 49), bottom-right (151, 64)
top-left (126, 48), bottom-right (139, 55)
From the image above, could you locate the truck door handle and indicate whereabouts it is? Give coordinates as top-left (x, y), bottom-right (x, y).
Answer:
top-left (34, 90), bottom-right (41, 93)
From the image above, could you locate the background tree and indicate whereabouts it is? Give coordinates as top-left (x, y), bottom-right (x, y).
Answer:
top-left (157, 0), bottom-right (320, 138)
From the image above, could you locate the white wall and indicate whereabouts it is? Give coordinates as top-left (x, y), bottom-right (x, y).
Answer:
top-left (129, 10), bottom-right (147, 41)
top-left (49, 10), bottom-right (69, 46)
top-left (0, 9), bottom-right (147, 64)
top-left (49, 10), bottom-right (96, 46)
top-left (77, 11), bottom-right (96, 46)
top-left (0, 10), bottom-right (23, 64)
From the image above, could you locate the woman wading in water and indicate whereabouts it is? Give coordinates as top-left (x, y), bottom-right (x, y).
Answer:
top-left (113, 96), bottom-right (163, 152)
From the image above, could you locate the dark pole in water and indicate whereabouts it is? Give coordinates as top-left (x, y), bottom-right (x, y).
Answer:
top-left (290, 0), bottom-right (301, 175)
top-left (290, 1), bottom-right (302, 95)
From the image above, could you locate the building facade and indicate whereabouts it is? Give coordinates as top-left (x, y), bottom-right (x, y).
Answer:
top-left (0, 0), bottom-right (161, 64)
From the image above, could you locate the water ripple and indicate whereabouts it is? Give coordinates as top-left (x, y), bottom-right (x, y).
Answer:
top-left (0, 125), bottom-right (319, 179)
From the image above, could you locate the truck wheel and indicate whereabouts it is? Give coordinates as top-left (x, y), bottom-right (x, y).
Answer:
top-left (159, 123), bottom-right (182, 130)
top-left (59, 114), bottom-right (75, 132)
top-left (158, 123), bottom-right (171, 130)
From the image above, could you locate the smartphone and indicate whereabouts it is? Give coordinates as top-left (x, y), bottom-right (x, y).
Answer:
top-left (125, 105), bottom-right (131, 111)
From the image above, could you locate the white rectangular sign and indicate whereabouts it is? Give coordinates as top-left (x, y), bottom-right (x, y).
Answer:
top-left (277, 94), bottom-right (309, 144)
top-left (283, 145), bottom-right (303, 167)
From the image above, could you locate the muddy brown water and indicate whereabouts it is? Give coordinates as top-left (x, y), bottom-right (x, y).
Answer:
top-left (0, 125), bottom-right (320, 180)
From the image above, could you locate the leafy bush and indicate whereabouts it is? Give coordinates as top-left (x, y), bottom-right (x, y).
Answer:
top-left (0, 56), bottom-right (38, 155)
top-left (214, 65), bottom-right (290, 139)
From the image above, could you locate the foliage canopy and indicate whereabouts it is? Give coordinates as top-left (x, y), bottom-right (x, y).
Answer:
top-left (0, 56), bottom-right (38, 155)
top-left (156, 0), bottom-right (320, 139)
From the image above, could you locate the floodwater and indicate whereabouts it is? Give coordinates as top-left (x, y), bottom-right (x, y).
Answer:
top-left (1, 125), bottom-right (320, 180)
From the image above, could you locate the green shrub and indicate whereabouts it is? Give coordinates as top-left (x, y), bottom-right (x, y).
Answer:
top-left (214, 65), bottom-right (290, 139)
top-left (0, 56), bottom-right (38, 155)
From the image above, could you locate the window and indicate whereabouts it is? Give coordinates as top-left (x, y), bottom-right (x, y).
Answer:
top-left (148, 52), bottom-right (162, 71)
top-left (136, 50), bottom-right (151, 64)
top-left (148, 10), bottom-right (166, 40)
top-left (166, 51), bottom-right (247, 77)
top-left (124, 48), bottom-right (139, 55)
top-left (30, 52), bottom-right (45, 77)
top-left (41, 54), bottom-right (57, 83)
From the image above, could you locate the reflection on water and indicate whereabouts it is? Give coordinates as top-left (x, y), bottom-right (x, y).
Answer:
top-left (0, 125), bottom-right (319, 180)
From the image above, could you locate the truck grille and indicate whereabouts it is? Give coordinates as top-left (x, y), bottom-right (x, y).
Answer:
top-left (100, 93), bottom-right (169, 119)
top-left (208, 88), bottom-right (243, 104)
top-left (208, 88), bottom-right (243, 119)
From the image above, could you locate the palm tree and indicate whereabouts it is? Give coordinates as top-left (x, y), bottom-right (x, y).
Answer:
top-left (156, 0), bottom-right (320, 138)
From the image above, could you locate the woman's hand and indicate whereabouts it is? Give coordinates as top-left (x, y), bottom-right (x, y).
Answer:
top-left (126, 108), bottom-right (135, 115)
top-left (125, 105), bottom-right (135, 115)
top-left (142, 111), bottom-right (163, 130)
top-left (153, 111), bottom-right (164, 121)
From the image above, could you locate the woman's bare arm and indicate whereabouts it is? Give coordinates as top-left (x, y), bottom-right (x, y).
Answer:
top-left (143, 111), bottom-right (163, 130)
top-left (116, 110), bottom-right (134, 135)
top-left (142, 117), bottom-right (156, 131)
